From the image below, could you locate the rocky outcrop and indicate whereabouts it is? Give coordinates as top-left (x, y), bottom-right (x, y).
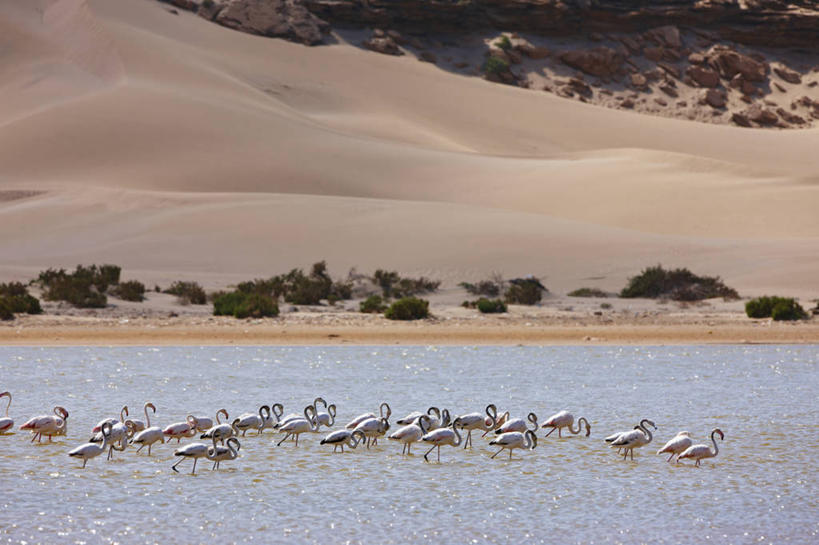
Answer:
top-left (363, 29), bottom-right (403, 55)
top-left (687, 66), bottom-right (720, 88)
top-left (705, 46), bottom-right (768, 82)
top-left (559, 47), bottom-right (624, 79)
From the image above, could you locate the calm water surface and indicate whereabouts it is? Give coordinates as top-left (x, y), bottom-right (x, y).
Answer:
top-left (0, 346), bottom-right (817, 544)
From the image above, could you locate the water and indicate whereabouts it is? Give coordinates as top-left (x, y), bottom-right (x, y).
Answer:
top-left (0, 345), bottom-right (817, 544)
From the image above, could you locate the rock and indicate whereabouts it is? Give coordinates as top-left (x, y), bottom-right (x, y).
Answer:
top-left (630, 73), bottom-right (648, 89)
top-left (364, 34), bottom-right (403, 56)
top-left (160, 0), bottom-right (195, 9)
top-left (644, 68), bottom-right (663, 82)
top-left (167, 8), bottom-right (179, 15)
top-left (419, 51), bottom-right (437, 63)
top-left (774, 67), bottom-right (801, 84)
top-left (731, 112), bottom-right (752, 127)
top-left (793, 96), bottom-right (816, 109)
top-left (687, 66), bottom-right (720, 88)
top-left (619, 36), bottom-right (641, 54)
top-left (747, 106), bottom-right (778, 125)
top-left (559, 47), bottom-right (624, 79)
top-left (590, 32), bottom-right (604, 42)
top-left (568, 77), bottom-right (593, 97)
top-left (808, 81), bottom-right (818, 88)
top-left (654, 97), bottom-right (667, 106)
top-left (643, 46), bottom-right (664, 62)
top-left (657, 62), bottom-right (680, 79)
top-left (386, 29), bottom-right (406, 45)
top-left (517, 42), bottom-right (549, 59)
top-left (741, 80), bottom-right (756, 96)
top-left (773, 82), bottom-right (786, 92)
top-left (506, 49), bottom-right (523, 65)
top-left (646, 25), bottom-right (682, 49)
top-left (706, 46), bottom-right (768, 82)
top-left (777, 108), bottom-right (806, 124)
top-left (454, 61), bottom-right (469, 69)
top-left (740, 95), bottom-right (753, 104)
top-left (620, 98), bottom-right (635, 109)
top-left (688, 52), bottom-right (706, 65)
top-left (213, 0), bottom-right (329, 46)
top-left (660, 84), bottom-right (678, 97)
top-left (677, 100), bottom-right (687, 107)
top-left (663, 48), bottom-right (682, 62)
top-left (705, 89), bottom-right (726, 108)
top-left (372, 28), bottom-right (385, 38)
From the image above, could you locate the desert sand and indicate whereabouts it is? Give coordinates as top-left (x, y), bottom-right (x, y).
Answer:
top-left (0, 0), bottom-right (817, 346)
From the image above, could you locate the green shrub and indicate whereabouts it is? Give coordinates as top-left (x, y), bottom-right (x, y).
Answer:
top-left (165, 281), bottom-right (207, 305)
top-left (476, 298), bottom-right (507, 313)
top-left (1, 294), bottom-right (42, 314)
top-left (505, 277), bottom-right (546, 305)
top-left (372, 269), bottom-right (439, 298)
top-left (385, 297), bottom-right (429, 320)
top-left (620, 265), bottom-right (738, 301)
top-left (483, 56), bottom-right (510, 76)
top-left (360, 295), bottom-right (387, 314)
top-left (35, 264), bottom-right (122, 308)
top-left (746, 296), bottom-right (807, 320)
top-left (0, 299), bottom-right (13, 321)
top-left (568, 287), bottom-right (609, 298)
top-left (459, 277), bottom-right (502, 297)
top-left (600, 302), bottom-right (612, 309)
top-left (213, 290), bottom-right (278, 318)
top-left (0, 282), bottom-right (28, 297)
top-left (111, 280), bottom-right (145, 302)
top-left (495, 35), bottom-right (512, 51)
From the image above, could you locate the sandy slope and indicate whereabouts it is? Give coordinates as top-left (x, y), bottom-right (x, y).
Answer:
top-left (0, 0), bottom-right (817, 297)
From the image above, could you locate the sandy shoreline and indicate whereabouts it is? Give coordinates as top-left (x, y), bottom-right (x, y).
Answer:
top-left (2, 315), bottom-right (817, 346)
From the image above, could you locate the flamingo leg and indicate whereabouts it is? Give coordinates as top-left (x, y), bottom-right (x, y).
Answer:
top-left (437, 446), bottom-right (441, 463)
top-left (544, 427), bottom-right (556, 438)
top-left (558, 428), bottom-right (562, 438)
top-left (509, 449), bottom-right (513, 460)
top-left (630, 449), bottom-right (634, 461)
top-left (295, 434), bottom-right (299, 447)
top-left (667, 453), bottom-right (674, 462)
top-left (464, 430), bottom-right (472, 449)
top-left (491, 448), bottom-right (503, 459)
top-left (277, 433), bottom-right (291, 446)
top-left (82, 459), bottom-right (88, 468)
top-left (171, 457), bottom-right (184, 473)
top-left (695, 460), bottom-right (701, 467)
top-left (191, 458), bottom-right (197, 475)
top-left (423, 445), bottom-right (436, 462)
top-left (407, 443), bottom-right (412, 455)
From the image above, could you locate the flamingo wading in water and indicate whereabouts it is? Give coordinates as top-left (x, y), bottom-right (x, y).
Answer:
top-left (388, 415), bottom-right (431, 455)
top-left (421, 417), bottom-right (462, 462)
top-left (20, 406), bottom-right (68, 442)
top-left (678, 428), bottom-right (724, 467)
top-left (69, 422), bottom-right (112, 468)
top-left (129, 403), bottom-right (164, 456)
top-left (610, 419), bottom-right (656, 460)
top-left (542, 410), bottom-right (591, 438)
top-left (346, 402), bottom-right (391, 430)
top-left (0, 392), bottom-right (14, 434)
top-left (489, 430), bottom-right (538, 460)
top-left (320, 429), bottom-right (366, 453)
top-left (656, 431), bottom-right (693, 463)
top-left (456, 404), bottom-right (498, 449)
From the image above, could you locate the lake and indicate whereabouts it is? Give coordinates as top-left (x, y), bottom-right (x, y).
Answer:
top-left (0, 345), bottom-right (817, 544)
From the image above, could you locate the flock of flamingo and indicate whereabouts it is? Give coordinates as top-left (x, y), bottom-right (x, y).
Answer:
top-left (0, 391), bottom-right (725, 474)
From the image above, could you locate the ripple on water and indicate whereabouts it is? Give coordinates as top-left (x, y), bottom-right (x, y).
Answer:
top-left (0, 345), bottom-right (818, 544)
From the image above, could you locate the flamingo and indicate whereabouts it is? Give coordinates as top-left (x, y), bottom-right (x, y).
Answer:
top-left (345, 402), bottom-right (391, 430)
top-left (610, 419), bottom-right (657, 460)
top-left (277, 398), bottom-right (324, 430)
top-left (68, 422), bottom-right (112, 468)
top-left (481, 409), bottom-right (510, 437)
top-left (90, 416), bottom-right (129, 460)
top-left (388, 415), bottom-right (431, 455)
top-left (129, 403), bottom-right (164, 455)
top-left (320, 429), bottom-right (366, 453)
top-left (92, 406), bottom-right (128, 433)
top-left (678, 429), bottom-right (724, 467)
top-left (656, 431), bottom-right (693, 462)
top-left (354, 416), bottom-right (390, 448)
top-left (421, 418), bottom-right (462, 462)
top-left (171, 441), bottom-right (211, 475)
top-left (542, 410), bottom-right (591, 438)
top-left (276, 406), bottom-right (318, 447)
top-left (20, 406), bottom-right (69, 442)
top-left (489, 430), bottom-right (538, 460)
top-left (201, 417), bottom-right (241, 445)
top-left (123, 405), bottom-right (148, 436)
top-left (261, 403), bottom-right (284, 432)
top-left (426, 407), bottom-right (451, 431)
top-left (235, 406), bottom-right (267, 436)
top-left (315, 404), bottom-right (337, 429)
top-left (494, 412), bottom-right (538, 435)
top-left (162, 416), bottom-right (197, 443)
top-left (604, 426), bottom-right (640, 455)
top-left (188, 408), bottom-right (227, 433)
top-left (456, 404), bottom-right (498, 449)
top-left (0, 391), bottom-right (14, 434)
top-left (395, 410), bottom-right (425, 426)
top-left (208, 437), bottom-right (241, 470)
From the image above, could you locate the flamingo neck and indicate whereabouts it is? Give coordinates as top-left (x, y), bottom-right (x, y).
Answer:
top-left (710, 430), bottom-right (720, 457)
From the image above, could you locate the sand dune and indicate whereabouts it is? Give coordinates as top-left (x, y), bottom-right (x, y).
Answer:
top-left (0, 0), bottom-right (817, 297)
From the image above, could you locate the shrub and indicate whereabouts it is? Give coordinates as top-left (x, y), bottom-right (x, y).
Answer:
top-left (360, 295), bottom-right (387, 314)
top-left (111, 280), bottom-right (145, 302)
top-left (483, 56), bottom-right (509, 76)
top-left (459, 276), bottom-right (503, 297)
top-left (385, 297), bottom-right (429, 320)
top-left (164, 281), bottom-right (206, 305)
top-left (0, 282), bottom-right (28, 297)
top-left (372, 269), bottom-right (439, 298)
top-left (495, 35), bottom-right (512, 51)
top-left (476, 298), bottom-right (507, 313)
top-left (35, 264), bottom-right (122, 308)
top-left (600, 302), bottom-right (612, 309)
top-left (0, 299), bottom-right (13, 321)
top-left (568, 287), bottom-right (609, 298)
top-left (0, 283), bottom-right (42, 315)
top-left (213, 290), bottom-right (278, 318)
top-left (746, 296), bottom-right (807, 321)
top-left (505, 277), bottom-right (546, 305)
top-left (620, 265), bottom-right (739, 301)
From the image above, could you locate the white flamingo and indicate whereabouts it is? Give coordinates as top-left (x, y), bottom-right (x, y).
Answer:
top-left (92, 406), bottom-right (128, 433)
top-left (0, 391), bottom-right (14, 434)
top-left (68, 422), bottom-right (112, 468)
top-left (163, 416), bottom-right (197, 443)
top-left (425, 407), bottom-right (451, 431)
top-left (200, 416), bottom-right (241, 445)
top-left (421, 418), bottom-right (462, 462)
top-left (208, 437), bottom-right (241, 470)
top-left (656, 431), bottom-right (693, 462)
top-left (354, 416), bottom-right (390, 448)
top-left (678, 429), bottom-right (724, 467)
top-left (320, 429), bottom-right (366, 453)
top-left (261, 403), bottom-right (284, 432)
top-left (123, 405), bottom-right (149, 436)
top-left (171, 441), bottom-right (211, 475)
top-left (494, 412), bottom-right (538, 435)
top-left (481, 409), bottom-right (510, 437)
top-left (610, 419), bottom-right (657, 460)
top-left (389, 415), bottom-right (431, 455)
top-left (542, 410), bottom-right (591, 438)
top-left (456, 404), bottom-right (498, 449)
top-left (276, 406), bottom-right (318, 447)
top-left (20, 406), bottom-right (69, 442)
top-left (188, 408), bottom-right (227, 434)
top-left (129, 403), bottom-right (164, 456)
top-left (489, 430), bottom-right (538, 460)
top-left (395, 410), bottom-right (425, 426)
top-left (235, 406), bottom-right (267, 436)
top-left (315, 404), bottom-right (337, 429)
top-left (345, 402), bottom-right (391, 430)
top-left (604, 426), bottom-right (639, 455)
